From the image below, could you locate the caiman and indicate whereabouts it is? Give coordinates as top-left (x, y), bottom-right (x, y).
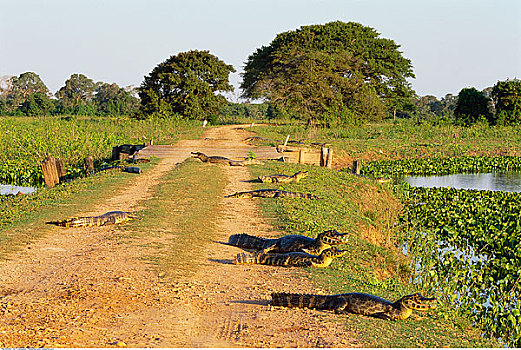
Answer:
top-left (271, 292), bottom-right (437, 320)
top-left (191, 151), bottom-right (245, 166)
top-left (233, 247), bottom-right (347, 268)
top-left (259, 171), bottom-right (309, 184)
top-left (225, 189), bottom-right (319, 200)
top-left (47, 211), bottom-right (136, 227)
top-left (227, 229), bottom-right (349, 255)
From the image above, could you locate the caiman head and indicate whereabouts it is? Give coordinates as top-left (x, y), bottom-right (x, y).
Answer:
top-left (191, 151), bottom-right (205, 158)
top-left (398, 293), bottom-right (437, 311)
top-left (317, 229), bottom-right (349, 245)
top-left (294, 171), bottom-right (309, 180)
top-left (320, 247), bottom-right (348, 259)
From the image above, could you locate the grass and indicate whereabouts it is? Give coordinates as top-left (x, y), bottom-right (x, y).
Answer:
top-left (246, 160), bottom-right (497, 347)
top-left (128, 158), bottom-right (227, 279)
top-left (0, 160), bottom-right (156, 258)
top-left (250, 119), bottom-right (521, 165)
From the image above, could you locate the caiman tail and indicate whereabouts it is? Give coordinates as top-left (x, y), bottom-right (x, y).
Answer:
top-left (271, 292), bottom-right (337, 310)
top-left (228, 233), bottom-right (269, 250)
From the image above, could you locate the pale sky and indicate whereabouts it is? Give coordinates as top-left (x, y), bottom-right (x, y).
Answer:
top-left (1, 0), bottom-right (520, 99)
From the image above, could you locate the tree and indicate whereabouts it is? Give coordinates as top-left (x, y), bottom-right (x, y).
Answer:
top-left (55, 73), bottom-right (97, 115)
top-left (4, 72), bottom-right (51, 113)
top-left (454, 87), bottom-right (491, 126)
top-left (241, 21), bottom-right (415, 124)
top-left (491, 79), bottom-right (521, 125)
top-left (138, 50), bottom-right (236, 119)
top-left (19, 92), bottom-right (55, 116)
top-left (94, 83), bottom-right (139, 116)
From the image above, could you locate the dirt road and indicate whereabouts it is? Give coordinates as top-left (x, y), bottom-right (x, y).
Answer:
top-left (0, 125), bottom-right (359, 347)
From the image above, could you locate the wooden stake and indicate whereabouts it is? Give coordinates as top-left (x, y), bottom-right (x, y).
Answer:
top-left (326, 148), bottom-right (333, 168)
top-left (84, 156), bottom-right (94, 175)
top-left (352, 160), bottom-right (361, 174)
top-left (41, 156), bottom-right (59, 188)
top-left (298, 149), bottom-right (306, 164)
top-left (55, 158), bottom-right (66, 181)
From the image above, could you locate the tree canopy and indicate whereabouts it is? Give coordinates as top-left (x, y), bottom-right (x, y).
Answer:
top-left (491, 79), bottom-right (521, 125)
top-left (454, 87), bottom-right (491, 126)
top-left (241, 21), bottom-right (415, 124)
top-left (138, 50), bottom-right (236, 119)
top-left (55, 73), bottom-right (97, 115)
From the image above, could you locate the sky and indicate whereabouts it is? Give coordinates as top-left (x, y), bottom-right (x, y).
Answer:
top-left (1, 0), bottom-right (520, 99)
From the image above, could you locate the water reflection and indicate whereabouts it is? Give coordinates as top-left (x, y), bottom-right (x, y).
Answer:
top-left (0, 184), bottom-right (37, 195)
top-left (403, 172), bottom-right (521, 192)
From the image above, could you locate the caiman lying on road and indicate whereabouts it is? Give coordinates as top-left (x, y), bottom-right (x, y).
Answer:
top-left (271, 292), bottom-right (437, 320)
top-left (233, 247), bottom-right (347, 268)
top-left (227, 229), bottom-right (349, 255)
top-left (225, 189), bottom-right (319, 200)
top-left (47, 211), bottom-right (136, 227)
top-left (191, 151), bottom-right (263, 166)
top-left (259, 171), bottom-right (309, 184)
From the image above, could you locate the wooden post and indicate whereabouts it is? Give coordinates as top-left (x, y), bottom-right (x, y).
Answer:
top-left (320, 147), bottom-right (328, 167)
top-left (41, 156), bottom-right (59, 188)
top-left (326, 148), bottom-right (333, 169)
top-left (352, 160), bottom-right (361, 174)
top-left (84, 156), bottom-right (94, 175)
top-left (298, 149), bottom-right (306, 164)
top-left (55, 158), bottom-right (66, 181)
top-left (112, 146), bottom-right (120, 161)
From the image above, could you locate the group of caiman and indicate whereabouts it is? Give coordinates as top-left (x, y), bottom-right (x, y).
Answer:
top-left (46, 148), bottom-right (436, 324)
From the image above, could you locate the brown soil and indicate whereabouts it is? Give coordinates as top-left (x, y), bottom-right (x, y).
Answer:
top-left (0, 125), bottom-right (360, 348)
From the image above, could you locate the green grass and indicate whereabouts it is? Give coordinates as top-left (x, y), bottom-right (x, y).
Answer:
top-left (0, 159), bottom-right (156, 258)
top-left (128, 158), bottom-right (227, 279)
top-left (0, 115), bottom-right (204, 186)
top-left (251, 119), bottom-right (521, 163)
top-left (247, 160), bottom-right (497, 347)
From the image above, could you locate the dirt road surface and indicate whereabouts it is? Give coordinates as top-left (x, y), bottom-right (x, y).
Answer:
top-left (0, 125), bottom-right (359, 347)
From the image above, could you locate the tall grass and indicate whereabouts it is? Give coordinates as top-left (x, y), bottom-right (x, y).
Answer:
top-left (0, 115), bottom-right (203, 186)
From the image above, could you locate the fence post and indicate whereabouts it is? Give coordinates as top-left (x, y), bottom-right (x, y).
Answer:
top-left (84, 156), bottom-right (94, 175)
top-left (352, 160), bottom-right (361, 174)
top-left (325, 148), bottom-right (333, 169)
top-left (55, 158), bottom-right (66, 181)
top-left (41, 156), bottom-right (59, 188)
top-left (298, 149), bottom-right (306, 164)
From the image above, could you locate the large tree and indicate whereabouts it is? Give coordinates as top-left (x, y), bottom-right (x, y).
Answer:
top-left (7, 72), bottom-right (51, 112)
top-left (138, 50), bottom-right (236, 119)
top-left (241, 21), bottom-right (415, 123)
top-left (55, 73), bottom-right (97, 115)
top-left (454, 87), bottom-right (491, 126)
top-left (491, 79), bottom-right (521, 125)
top-left (94, 83), bottom-right (139, 116)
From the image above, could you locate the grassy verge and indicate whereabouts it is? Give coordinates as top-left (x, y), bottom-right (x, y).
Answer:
top-left (128, 158), bottom-right (227, 279)
top-left (247, 161), bottom-right (496, 347)
top-left (250, 119), bottom-right (521, 164)
top-left (0, 160), bottom-right (156, 258)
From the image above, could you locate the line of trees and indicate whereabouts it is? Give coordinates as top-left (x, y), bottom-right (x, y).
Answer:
top-left (413, 80), bottom-right (521, 126)
top-left (1, 20), bottom-right (519, 126)
top-left (0, 72), bottom-right (139, 116)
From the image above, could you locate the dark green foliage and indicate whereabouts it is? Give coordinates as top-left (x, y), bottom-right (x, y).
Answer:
top-left (398, 184), bottom-right (521, 346)
top-left (241, 21), bottom-right (415, 123)
top-left (362, 156), bottom-right (521, 177)
top-left (94, 83), bottom-right (139, 116)
top-left (19, 92), bottom-right (55, 116)
top-left (414, 94), bottom-right (456, 120)
top-left (55, 73), bottom-right (97, 115)
top-left (491, 79), bottom-right (521, 125)
top-left (138, 50), bottom-right (235, 119)
top-left (454, 87), bottom-right (491, 125)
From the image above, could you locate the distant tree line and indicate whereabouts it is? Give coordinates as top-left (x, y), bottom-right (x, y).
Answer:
top-left (0, 72), bottom-right (140, 117)
top-left (413, 79), bottom-right (521, 126)
top-left (2, 20), bottom-right (520, 126)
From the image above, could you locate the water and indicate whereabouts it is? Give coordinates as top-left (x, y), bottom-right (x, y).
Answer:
top-left (0, 184), bottom-right (37, 195)
top-left (403, 172), bottom-right (521, 192)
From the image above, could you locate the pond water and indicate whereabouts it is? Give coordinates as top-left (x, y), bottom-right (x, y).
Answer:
top-left (403, 172), bottom-right (521, 192)
top-left (0, 184), bottom-right (37, 195)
